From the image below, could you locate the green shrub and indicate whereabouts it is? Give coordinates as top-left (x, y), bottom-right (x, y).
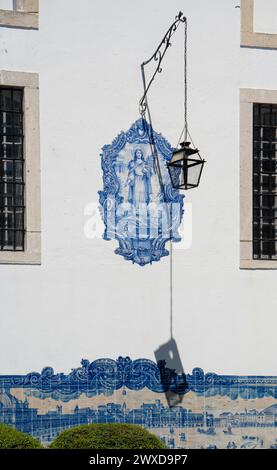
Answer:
top-left (0, 423), bottom-right (43, 449)
top-left (50, 423), bottom-right (166, 449)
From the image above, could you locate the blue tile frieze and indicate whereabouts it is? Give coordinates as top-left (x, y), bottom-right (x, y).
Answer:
top-left (1, 357), bottom-right (277, 400)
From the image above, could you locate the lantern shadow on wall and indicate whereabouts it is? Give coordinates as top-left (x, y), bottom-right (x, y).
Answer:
top-left (155, 338), bottom-right (188, 408)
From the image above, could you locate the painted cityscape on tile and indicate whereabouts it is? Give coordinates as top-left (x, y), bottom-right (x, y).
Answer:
top-left (1, 357), bottom-right (277, 449)
top-left (99, 119), bottom-right (184, 266)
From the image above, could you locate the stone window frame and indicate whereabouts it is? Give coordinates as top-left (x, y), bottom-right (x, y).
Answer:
top-left (241, 0), bottom-right (277, 49)
top-left (0, 70), bottom-right (41, 265)
top-left (0, 0), bottom-right (38, 29)
top-left (240, 88), bottom-right (277, 269)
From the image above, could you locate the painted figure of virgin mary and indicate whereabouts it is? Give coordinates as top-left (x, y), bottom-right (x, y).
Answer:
top-left (126, 148), bottom-right (152, 207)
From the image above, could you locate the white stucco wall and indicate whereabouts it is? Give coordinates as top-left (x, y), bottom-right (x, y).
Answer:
top-left (254, 0), bottom-right (277, 34)
top-left (1, 0), bottom-right (277, 376)
top-left (0, 0), bottom-right (13, 10)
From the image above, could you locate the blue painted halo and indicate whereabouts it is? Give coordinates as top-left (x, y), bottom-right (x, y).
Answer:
top-left (98, 118), bottom-right (184, 266)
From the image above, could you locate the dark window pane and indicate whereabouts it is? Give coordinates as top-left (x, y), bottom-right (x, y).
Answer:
top-left (262, 195), bottom-right (277, 208)
top-left (262, 241), bottom-right (276, 256)
top-left (15, 208), bottom-right (24, 229)
top-left (263, 127), bottom-right (277, 142)
top-left (253, 127), bottom-right (261, 141)
top-left (253, 222), bottom-right (260, 239)
top-left (261, 224), bottom-right (274, 239)
top-left (0, 89), bottom-right (12, 111)
top-left (12, 90), bottom-right (22, 112)
top-left (253, 104), bottom-right (260, 125)
top-left (260, 209), bottom-right (277, 219)
top-left (15, 230), bottom-right (24, 250)
top-left (253, 241), bottom-right (260, 257)
top-left (272, 106), bottom-right (277, 127)
top-left (5, 161), bottom-right (13, 180)
top-left (6, 210), bottom-right (14, 229)
top-left (15, 194), bottom-right (24, 206)
top-left (0, 112), bottom-right (23, 136)
top-left (261, 105), bottom-right (271, 126)
top-left (15, 161), bottom-right (24, 180)
top-left (262, 142), bottom-right (275, 152)
top-left (262, 159), bottom-right (277, 173)
top-left (13, 138), bottom-right (23, 159)
top-left (15, 183), bottom-right (24, 197)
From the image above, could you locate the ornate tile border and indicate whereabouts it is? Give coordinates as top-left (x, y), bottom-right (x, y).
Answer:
top-left (1, 357), bottom-right (277, 401)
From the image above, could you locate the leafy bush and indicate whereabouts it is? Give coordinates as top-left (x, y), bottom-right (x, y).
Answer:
top-left (0, 423), bottom-right (43, 449)
top-left (50, 423), bottom-right (166, 449)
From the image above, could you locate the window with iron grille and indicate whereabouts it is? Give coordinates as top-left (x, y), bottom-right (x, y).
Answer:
top-left (0, 87), bottom-right (24, 251)
top-left (253, 103), bottom-right (277, 260)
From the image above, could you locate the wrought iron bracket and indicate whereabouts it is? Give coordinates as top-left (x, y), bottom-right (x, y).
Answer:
top-left (139, 11), bottom-right (186, 116)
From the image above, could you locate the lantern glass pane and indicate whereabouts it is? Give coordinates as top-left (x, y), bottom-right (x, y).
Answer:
top-left (168, 164), bottom-right (182, 188)
top-left (187, 162), bottom-right (203, 187)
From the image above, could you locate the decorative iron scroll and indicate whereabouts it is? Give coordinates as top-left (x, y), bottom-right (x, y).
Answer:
top-left (139, 11), bottom-right (186, 116)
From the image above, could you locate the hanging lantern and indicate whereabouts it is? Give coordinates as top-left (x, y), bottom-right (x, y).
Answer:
top-left (167, 141), bottom-right (205, 190)
top-left (138, 12), bottom-right (205, 192)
